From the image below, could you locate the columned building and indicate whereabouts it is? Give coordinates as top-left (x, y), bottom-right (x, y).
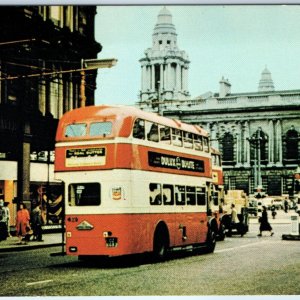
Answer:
top-left (139, 7), bottom-right (190, 103)
top-left (137, 8), bottom-right (300, 196)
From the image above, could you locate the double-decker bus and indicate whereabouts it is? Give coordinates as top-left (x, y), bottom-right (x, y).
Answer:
top-left (55, 105), bottom-right (222, 260)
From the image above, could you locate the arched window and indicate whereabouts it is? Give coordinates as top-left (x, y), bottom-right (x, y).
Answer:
top-left (221, 132), bottom-right (234, 163)
top-left (285, 126), bottom-right (299, 160)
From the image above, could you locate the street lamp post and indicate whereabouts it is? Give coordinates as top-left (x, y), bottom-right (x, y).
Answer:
top-left (248, 128), bottom-right (263, 193)
top-left (80, 58), bottom-right (117, 107)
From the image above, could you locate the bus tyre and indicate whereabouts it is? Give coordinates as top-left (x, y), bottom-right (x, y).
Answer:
top-left (205, 229), bottom-right (216, 253)
top-left (217, 223), bottom-right (226, 241)
top-left (153, 226), bottom-right (169, 261)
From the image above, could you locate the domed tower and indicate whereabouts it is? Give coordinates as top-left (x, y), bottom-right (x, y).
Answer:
top-left (139, 7), bottom-right (190, 102)
top-left (258, 66), bottom-right (275, 92)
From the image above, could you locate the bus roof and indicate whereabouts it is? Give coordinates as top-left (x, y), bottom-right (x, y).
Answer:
top-left (56, 105), bottom-right (208, 141)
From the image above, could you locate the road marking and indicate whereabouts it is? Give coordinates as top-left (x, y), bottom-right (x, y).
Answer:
top-left (215, 240), bottom-right (270, 253)
top-left (26, 279), bottom-right (53, 286)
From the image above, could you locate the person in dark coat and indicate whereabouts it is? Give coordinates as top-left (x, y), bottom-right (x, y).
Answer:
top-left (30, 205), bottom-right (44, 241)
top-left (258, 206), bottom-right (274, 236)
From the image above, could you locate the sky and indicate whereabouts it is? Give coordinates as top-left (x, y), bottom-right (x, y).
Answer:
top-left (94, 5), bottom-right (300, 106)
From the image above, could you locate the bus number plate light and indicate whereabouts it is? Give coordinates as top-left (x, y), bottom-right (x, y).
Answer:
top-left (105, 237), bottom-right (118, 247)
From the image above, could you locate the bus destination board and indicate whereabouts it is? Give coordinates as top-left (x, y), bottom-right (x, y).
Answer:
top-left (66, 147), bottom-right (106, 167)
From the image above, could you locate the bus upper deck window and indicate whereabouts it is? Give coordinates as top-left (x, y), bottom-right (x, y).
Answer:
top-left (194, 135), bottom-right (203, 151)
top-left (203, 137), bottom-right (209, 152)
top-left (65, 123), bottom-right (87, 137)
top-left (90, 122), bottom-right (112, 137)
top-left (160, 125), bottom-right (171, 144)
top-left (183, 132), bottom-right (193, 149)
top-left (147, 122), bottom-right (159, 142)
top-left (172, 128), bottom-right (183, 147)
top-left (133, 119), bottom-right (145, 139)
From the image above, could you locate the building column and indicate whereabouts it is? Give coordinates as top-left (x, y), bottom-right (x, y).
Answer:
top-left (151, 64), bottom-right (155, 91)
top-left (211, 123), bottom-right (218, 150)
top-left (141, 65), bottom-right (145, 92)
top-left (244, 121), bottom-right (251, 167)
top-left (160, 64), bottom-right (164, 93)
top-left (183, 66), bottom-right (188, 92)
top-left (236, 122), bottom-right (242, 167)
top-left (167, 63), bottom-right (172, 91)
top-left (276, 119), bottom-right (283, 166)
top-left (176, 63), bottom-right (181, 92)
top-left (268, 119), bottom-right (275, 166)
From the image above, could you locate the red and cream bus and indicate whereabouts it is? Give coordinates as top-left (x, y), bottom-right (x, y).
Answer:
top-left (55, 105), bottom-right (222, 260)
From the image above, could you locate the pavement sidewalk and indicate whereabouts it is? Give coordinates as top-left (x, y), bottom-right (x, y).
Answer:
top-left (0, 232), bottom-right (64, 252)
top-left (0, 210), bottom-right (298, 252)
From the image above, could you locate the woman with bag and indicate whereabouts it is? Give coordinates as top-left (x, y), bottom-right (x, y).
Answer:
top-left (258, 206), bottom-right (274, 237)
top-left (15, 203), bottom-right (30, 244)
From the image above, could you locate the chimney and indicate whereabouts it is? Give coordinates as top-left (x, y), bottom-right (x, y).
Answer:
top-left (219, 77), bottom-right (231, 97)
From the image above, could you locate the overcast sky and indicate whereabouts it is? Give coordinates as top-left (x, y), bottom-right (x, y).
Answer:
top-left (94, 5), bottom-right (300, 106)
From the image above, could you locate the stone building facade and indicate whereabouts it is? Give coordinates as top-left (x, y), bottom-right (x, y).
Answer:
top-left (137, 8), bottom-right (300, 196)
top-left (0, 6), bottom-right (101, 225)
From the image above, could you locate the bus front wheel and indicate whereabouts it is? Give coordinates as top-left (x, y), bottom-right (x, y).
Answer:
top-left (205, 229), bottom-right (216, 253)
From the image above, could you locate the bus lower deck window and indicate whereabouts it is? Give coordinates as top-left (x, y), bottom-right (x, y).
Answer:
top-left (68, 183), bottom-right (101, 206)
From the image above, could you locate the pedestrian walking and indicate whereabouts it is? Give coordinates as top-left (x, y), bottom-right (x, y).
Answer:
top-left (15, 203), bottom-right (30, 244)
top-left (0, 199), bottom-right (8, 241)
top-left (270, 204), bottom-right (277, 219)
top-left (30, 205), bottom-right (44, 241)
top-left (284, 197), bottom-right (289, 213)
top-left (228, 203), bottom-right (239, 236)
top-left (258, 206), bottom-right (274, 237)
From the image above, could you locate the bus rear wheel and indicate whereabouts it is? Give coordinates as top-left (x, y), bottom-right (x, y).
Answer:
top-left (153, 226), bottom-right (169, 261)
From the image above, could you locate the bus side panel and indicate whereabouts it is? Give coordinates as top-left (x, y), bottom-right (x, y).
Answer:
top-left (65, 212), bottom-right (208, 256)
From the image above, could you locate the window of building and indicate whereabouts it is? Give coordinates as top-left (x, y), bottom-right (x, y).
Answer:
top-left (221, 132), bottom-right (234, 162)
top-left (50, 6), bottom-right (61, 26)
top-left (285, 127), bottom-right (299, 160)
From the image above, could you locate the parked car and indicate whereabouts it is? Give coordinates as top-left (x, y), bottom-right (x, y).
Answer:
top-left (248, 200), bottom-right (258, 216)
top-left (272, 198), bottom-right (283, 210)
